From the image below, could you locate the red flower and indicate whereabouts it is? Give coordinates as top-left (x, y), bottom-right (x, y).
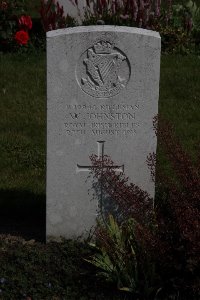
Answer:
top-left (15, 30), bottom-right (29, 45)
top-left (18, 15), bottom-right (32, 30)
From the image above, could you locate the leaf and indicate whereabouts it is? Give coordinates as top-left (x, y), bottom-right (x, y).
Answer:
top-left (119, 286), bottom-right (132, 292)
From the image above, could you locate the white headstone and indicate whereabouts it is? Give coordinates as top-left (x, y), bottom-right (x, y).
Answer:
top-left (46, 26), bottom-right (161, 240)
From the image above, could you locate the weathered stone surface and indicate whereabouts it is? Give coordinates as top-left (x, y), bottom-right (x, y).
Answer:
top-left (46, 26), bottom-right (161, 239)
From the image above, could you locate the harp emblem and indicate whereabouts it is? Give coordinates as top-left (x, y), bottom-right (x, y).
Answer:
top-left (77, 41), bottom-right (130, 98)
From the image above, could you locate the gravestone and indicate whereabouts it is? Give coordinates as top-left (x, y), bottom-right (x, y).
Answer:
top-left (46, 26), bottom-right (161, 240)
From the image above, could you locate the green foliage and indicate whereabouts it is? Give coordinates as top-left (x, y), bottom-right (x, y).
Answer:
top-left (0, 0), bottom-right (35, 52)
top-left (86, 215), bottom-right (138, 292)
top-left (187, 0), bottom-right (200, 27)
top-left (163, 0), bottom-right (200, 53)
top-left (153, 2), bottom-right (193, 54)
top-left (0, 1), bottom-right (21, 51)
top-left (86, 216), bottom-right (160, 298)
top-left (23, 0), bottom-right (41, 18)
top-left (0, 236), bottom-right (123, 299)
top-left (187, 0), bottom-right (200, 52)
top-left (159, 26), bottom-right (191, 54)
top-left (0, 0), bottom-right (46, 53)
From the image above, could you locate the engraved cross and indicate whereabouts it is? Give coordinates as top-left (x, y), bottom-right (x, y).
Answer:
top-left (76, 141), bottom-right (124, 220)
top-left (76, 141), bottom-right (124, 173)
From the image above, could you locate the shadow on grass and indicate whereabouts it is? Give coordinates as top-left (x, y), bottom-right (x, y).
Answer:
top-left (0, 190), bottom-right (45, 242)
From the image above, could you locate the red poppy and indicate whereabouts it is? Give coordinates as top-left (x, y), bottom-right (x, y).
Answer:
top-left (15, 30), bottom-right (29, 45)
top-left (18, 15), bottom-right (32, 30)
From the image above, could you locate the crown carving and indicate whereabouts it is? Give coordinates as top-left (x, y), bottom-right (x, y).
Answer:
top-left (93, 41), bottom-right (113, 54)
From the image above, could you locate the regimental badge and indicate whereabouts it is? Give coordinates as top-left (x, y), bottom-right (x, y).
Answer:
top-left (76, 41), bottom-right (130, 98)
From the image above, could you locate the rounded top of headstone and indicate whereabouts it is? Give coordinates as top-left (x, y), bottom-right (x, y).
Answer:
top-left (46, 25), bottom-right (160, 39)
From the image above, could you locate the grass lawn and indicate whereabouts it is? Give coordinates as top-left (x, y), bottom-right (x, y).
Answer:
top-left (159, 55), bottom-right (200, 157)
top-left (0, 53), bottom-right (45, 194)
top-left (0, 53), bottom-right (199, 195)
top-left (0, 53), bottom-right (46, 241)
top-left (0, 52), bottom-right (200, 299)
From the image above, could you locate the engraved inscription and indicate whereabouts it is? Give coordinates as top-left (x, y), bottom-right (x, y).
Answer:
top-left (64, 103), bottom-right (140, 137)
top-left (76, 41), bottom-right (130, 98)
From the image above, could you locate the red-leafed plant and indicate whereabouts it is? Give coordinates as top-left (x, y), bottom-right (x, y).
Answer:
top-left (86, 116), bottom-right (200, 299)
top-left (150, 116), bottom-right (200, 294)
top-left (69, 0), bottom-right (172, 29)
top-left (40, 0), bottom-right (76, 32)
top-left (18, 15), bottom-right (32, 30)
top-left (68, 0), bottom-right (195, 53)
